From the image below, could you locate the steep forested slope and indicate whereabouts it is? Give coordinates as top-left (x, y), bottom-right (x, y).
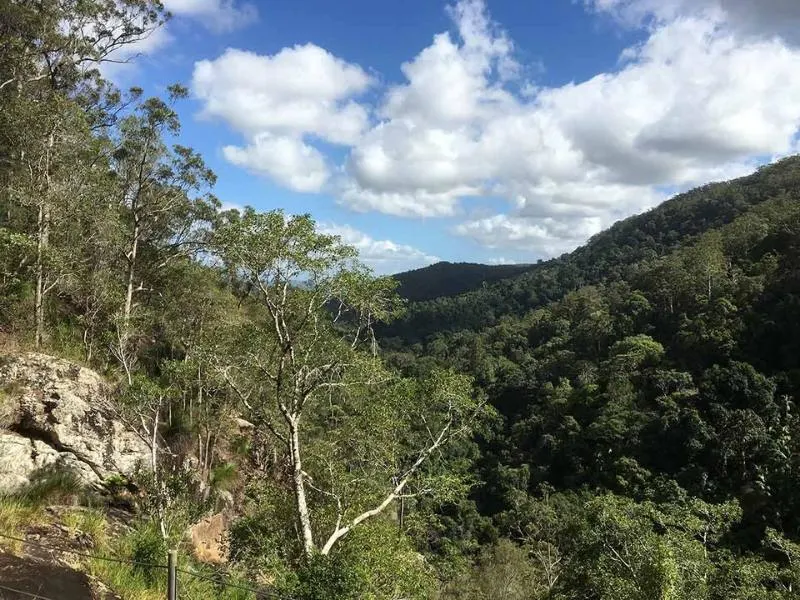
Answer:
top-left (381, 158), bottom-right (800, 598)
top-left (392, 261), bottom-right (535, 302)
top-left (384, 157), bottom-right (800, 343)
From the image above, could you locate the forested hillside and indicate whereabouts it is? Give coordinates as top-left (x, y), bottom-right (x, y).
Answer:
top-left (3, 2), bottom-right (800, 600)
top-left (382, 158), bottom-right (800, 342)
top-left (393, 261), bottom-right (535, 302)
top-left (381, 157), bottom-right (800, 598)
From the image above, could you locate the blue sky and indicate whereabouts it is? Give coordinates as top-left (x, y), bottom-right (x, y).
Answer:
top-left (114, 0), bottom-right (800, 273)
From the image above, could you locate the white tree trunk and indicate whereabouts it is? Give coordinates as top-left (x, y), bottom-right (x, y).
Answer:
top-left (123, 218), bottom-right (140, 329)
top-left (34, 198), bottom-right (49, 347)
top-left (34, 130), bottom-right (55, 348)
top-left (289, 417), bottom-right (315, 556)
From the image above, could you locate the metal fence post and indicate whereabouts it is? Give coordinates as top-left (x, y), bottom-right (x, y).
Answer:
top-left (168, 549), bottom-right (178, 600)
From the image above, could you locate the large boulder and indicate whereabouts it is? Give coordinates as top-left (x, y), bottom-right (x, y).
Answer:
top-left (0, 352), bottom-right (149, 492)
top-left (188, 512), bottom-right (229, 564)
top-left (0, 432), bottom-right (98, 491)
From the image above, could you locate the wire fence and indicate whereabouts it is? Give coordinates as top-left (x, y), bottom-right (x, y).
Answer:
top-left (0, 531), bottom-right (292, 600)
top-left (0, 532), bottom-right (167, 569)
top-left (0, 582), bottom-right (60, 600)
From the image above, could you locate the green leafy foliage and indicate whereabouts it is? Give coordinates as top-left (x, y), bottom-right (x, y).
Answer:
top-left (382, 156), bottom-right (800, 343)
top-left (4, 2), bottom-right (800, 597)
top-left (392, 261), bottom-right (535, 302)
top-left (379, 157), bottom-right (800, 597)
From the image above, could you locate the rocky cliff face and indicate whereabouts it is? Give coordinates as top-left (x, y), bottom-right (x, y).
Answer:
top-left (0, 352), bottom-right (150, 492)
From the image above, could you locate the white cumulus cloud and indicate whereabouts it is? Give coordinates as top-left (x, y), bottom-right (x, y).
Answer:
top-left (342, 0), bottom-right (800, 253)
top-left (336, 180), bottom-right (470, 218)
top-left (192, 0), bottom-right (800, 256)
top-left (455, 214), bottom-right (607, 256)
top-left (223, 134), bottom-right (330, 193)
top-left (319, 224), bottom-right (439, 274)
top-left (193, 46), bottom-right (372, 144)
top-left (163, 0), bottom-right (258, 32)
top-left (193, 45), bottom-right (373, 192)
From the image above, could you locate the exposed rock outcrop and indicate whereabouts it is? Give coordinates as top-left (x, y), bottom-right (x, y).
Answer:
top-left (0, 432), bottom-right (98, 491)
top-left (0, 352), bottom-right (149, 492)
top-left (188, 512), bottom-right (229, 564)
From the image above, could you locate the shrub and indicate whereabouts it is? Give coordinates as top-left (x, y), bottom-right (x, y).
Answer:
top-left (128, 521), bottom-right (167, 583)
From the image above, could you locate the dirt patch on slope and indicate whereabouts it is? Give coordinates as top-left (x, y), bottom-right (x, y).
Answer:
top-left (0, 552), bottom-right (95, 599)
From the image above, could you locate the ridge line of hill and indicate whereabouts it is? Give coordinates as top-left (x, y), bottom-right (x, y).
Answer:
top-left (383, 156), bottom-right (800, 343)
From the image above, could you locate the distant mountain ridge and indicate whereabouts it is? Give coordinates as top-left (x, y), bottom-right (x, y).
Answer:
top-left (381, 155), bottom-right (800, 343)
top-left (391, 261), bottom-right (535, 302)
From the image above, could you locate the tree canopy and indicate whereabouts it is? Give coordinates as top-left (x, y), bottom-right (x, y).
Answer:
top-left (3, 2), bottom-right (800, 598)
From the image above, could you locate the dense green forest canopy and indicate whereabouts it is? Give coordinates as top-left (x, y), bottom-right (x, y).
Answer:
top-left (381, 157), bottom-right (800, 343)
top-left (379, 155), bottom-right (800, 598)
top-left (2, 2), bottom-right (800, 599)
top-left (392, 261), bottom-right (535, 302)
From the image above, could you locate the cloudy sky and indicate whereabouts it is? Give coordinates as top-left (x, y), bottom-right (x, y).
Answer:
top-left (121, 0), bottom-right (800, 273)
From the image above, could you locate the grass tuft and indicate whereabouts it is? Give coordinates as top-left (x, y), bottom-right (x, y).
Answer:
top-left (0, 492), bottom-right (257, 600)
top-left (90, 558), bottom-right (164, 600)
top-left (62, 508), bottom-right (108, 546)
top-left (0, 496), bottom-right (46, 552)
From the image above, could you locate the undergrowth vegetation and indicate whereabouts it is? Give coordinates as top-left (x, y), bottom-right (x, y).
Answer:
top-left (3, 1), bottom-right (800, 598)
